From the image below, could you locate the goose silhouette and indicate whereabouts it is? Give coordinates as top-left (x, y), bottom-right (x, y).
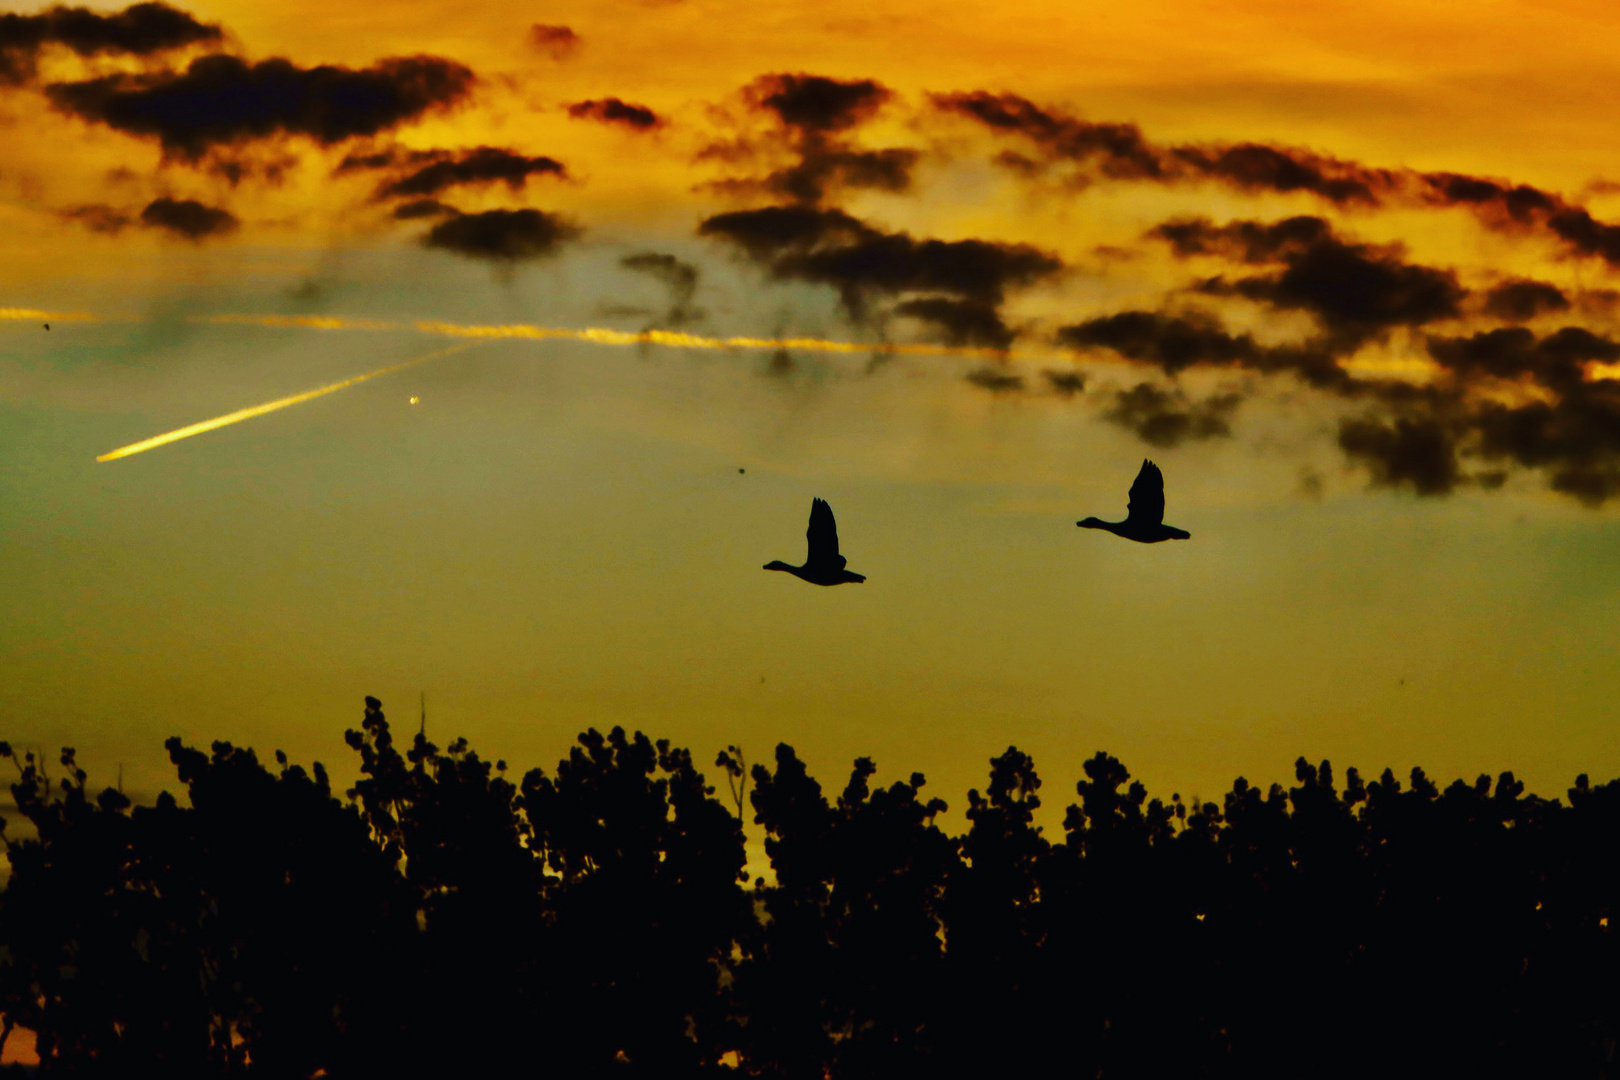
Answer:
top-left (765, 498), bottom-right (866, 585)
top-left (1078, 460), bottom-right (1191, 543)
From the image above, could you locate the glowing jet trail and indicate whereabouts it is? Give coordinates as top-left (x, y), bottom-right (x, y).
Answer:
top-left (95, 343), bottom-right (475, 463)
top-left (1, 307), bottom-right (98, 323)
top-left (196, 311), bottom-right (1040, 361)
top-left (410, 319), bottom-right (1026, 360)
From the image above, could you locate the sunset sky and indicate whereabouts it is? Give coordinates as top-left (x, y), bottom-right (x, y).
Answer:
top-left (3, 0), bottom-right (1620, 844)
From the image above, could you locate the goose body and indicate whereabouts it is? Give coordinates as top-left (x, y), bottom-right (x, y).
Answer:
top-left (765, 498), bottom-right (866, 585)
top-left (1078, 460), bottom-right (1190, 543)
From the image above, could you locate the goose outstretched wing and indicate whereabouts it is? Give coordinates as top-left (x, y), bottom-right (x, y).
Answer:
top-left (1125, 460), bottom-right (1165, 526)
top-left (806, 498), bottom-right (847, 569)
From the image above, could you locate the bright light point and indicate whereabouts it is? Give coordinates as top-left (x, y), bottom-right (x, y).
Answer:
top-left (409, 396), bottom-right (420, 405)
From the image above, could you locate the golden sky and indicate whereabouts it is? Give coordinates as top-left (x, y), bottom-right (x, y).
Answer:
top-left (3, 0), bottom-right (1620, 846)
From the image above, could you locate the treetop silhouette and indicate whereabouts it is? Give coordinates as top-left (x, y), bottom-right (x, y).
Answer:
top-left (3, 698), bottom-right (1619, 1076)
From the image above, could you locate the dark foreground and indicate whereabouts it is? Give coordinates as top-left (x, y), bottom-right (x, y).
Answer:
top-left (3, 698), bottom-right (1619, 1078)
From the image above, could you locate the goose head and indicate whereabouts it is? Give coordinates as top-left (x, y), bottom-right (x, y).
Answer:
top-left (1076, 517), bottom-right (1108, 530)
top-left (763, 560), bottom-right (795, 572)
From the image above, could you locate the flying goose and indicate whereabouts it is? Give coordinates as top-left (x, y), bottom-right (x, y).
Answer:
top-left (1078, 460), bottom-right (1191, 543)
top-left (765, 498), bottom-right (866, 585)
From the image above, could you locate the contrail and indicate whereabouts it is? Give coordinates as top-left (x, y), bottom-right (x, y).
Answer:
top-left (31, 306), bottom-right (1620, 381)
top-left (1, 307), bottom-right (98, 323)
top-left (179, 313), bottom-right (1620, 379)
top-left (84, 314), bottom-right (1060, 465)
top-left (200, 313), bottom-right (399, 332)
top-left (409, 319), bottom-right (1024, 360)
top-left (95, 342), bottom-right (475, 463)
top-left (196, 312), bottom-right (1034, 361)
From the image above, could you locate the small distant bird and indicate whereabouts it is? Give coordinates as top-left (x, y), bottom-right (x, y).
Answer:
top-left (42, 323), bottom-right (49, 331)
top-left (1078, 459), bottom-right (1191, 543)
top-left (738, 468), bottom-right (745, 474)
top-left (765, 498), bottom-right (866, 585)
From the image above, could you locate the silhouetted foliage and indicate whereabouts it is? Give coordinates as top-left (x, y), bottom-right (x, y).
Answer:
top-left (5, 703), bottom-right (1620, 1075)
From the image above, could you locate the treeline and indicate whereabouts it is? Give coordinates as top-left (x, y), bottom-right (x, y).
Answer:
top-left (3, 697), bottom-right (1620, 1077)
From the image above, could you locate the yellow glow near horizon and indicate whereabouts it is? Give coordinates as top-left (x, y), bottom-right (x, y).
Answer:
top-left (95, 343), bottom-right (475, 463)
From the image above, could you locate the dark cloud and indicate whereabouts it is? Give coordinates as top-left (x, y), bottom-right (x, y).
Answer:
top-left (1545, 207), bottom-right (1620, 265)
top-left (59, 202), bottom-right (132, 233)
top-left (937, 91), bottom-right (1620, 271)
top-left (1060, 305), bottom-right (1460, 491)
top-left (420, 208), bottom-right (579, 261)
top-left (47, 53), bottom-right (475, 160)
top-left (1472, 397), bottom-right (1583, 475)
top-left (375, 147), bottom-right (565, 199)
top-left (529, 24), bottom-right (580, 60)
top-left (1057, 308), bottom-right (1352, 391)
top-left (1104, 382), bottom-right (1240, 447)
top-left (622, 252), bottom-right (697, 297)
top-left (1338, 415), bottom-right (1461, 496)
top-left (1149, 215), bottom-right (1333, 263)
top-left (1167, 143), bottom-right (1395, 206)
top-left (769, 229), bottom-right (1057, 310)
top-left (708, 73), bottom-right (918, 204)
top-left (753, 73), bottom-right (891, 132)
top-left (1548, 464), bottom-right (1620, 506)
top-left (566, 98), bottom-right (661, 131)
top-left (391, 198), bottom-right (454, 220)
top-left (767, 147), bottom-right (917, 203)
top-left (1414, 172), bottom-right (1560, 226)
top-left (1063, 208), bottom-right (1620, 502)
top-left (1058, 311), bottom-right (1264, 375)
top-left (1155, 216), bottom-right (1466, 347)
top-left (1215, 242), bottom-right (1464, 346)
top-left (1415, 175), bottom-right (1620, 270)
top-left (931, 91), bottom-right (1400, 204)
top-left (894, 297), bottom-right (1013, 349)
top-left (1043, 369), bottom-right (1086, 396)
top-left (140, 196), bottom-right (236, 239)
top-left (935, 91), bottom-right (1402, 204)
top-left (1068, 301), bottom-right (1620, 501)
top-left (335, 146), bottom-right (438, 174)
top-left (1422, 327), bottom-right (1620, 504)
top-left (700, 205), bottom-right (1062, 323)
top-left (929, 92), bottom-right (1164, 180)
top-left (1427, 326), bottom-right (1619, 387)
top-left (1367, 332), bottom-right (1616, 502)
top-left (0, 2), bottom-right (220, 85)
top-left (708, 146), bottom-right (918, 205)
top-left (204, 147), bottom-right (298, 187)
top-left (964, 366), bottom-right (1024, 393)
top-left (1483, 280), bottom-right (1570, 322)
top-left (697, 204), bottom-right (873, 258)
top-left (1427, 327), bottom-right (1547, 382)
top-left (64, 196), bottom-right (239, 237)
top-left (621, 251), bottom-right (702, 327)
